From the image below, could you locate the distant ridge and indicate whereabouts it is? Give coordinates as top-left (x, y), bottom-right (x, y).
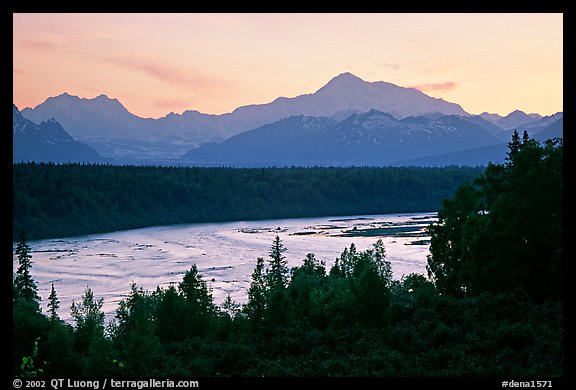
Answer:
top-left (17, 72), bottom-right (561, 165)
top-left (180, 110), bottom-right (503, 167)
top-left (20, 73), bottom-right (469, 160)
top-left (13, 104), bottom-right (103, 163)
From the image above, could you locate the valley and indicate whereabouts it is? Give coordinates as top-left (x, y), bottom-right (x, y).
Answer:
top-left (18, 212), bottom-right (437, 321)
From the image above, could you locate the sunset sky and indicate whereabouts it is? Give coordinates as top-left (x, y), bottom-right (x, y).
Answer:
top-left (13, 13), bottom-right (563, 119)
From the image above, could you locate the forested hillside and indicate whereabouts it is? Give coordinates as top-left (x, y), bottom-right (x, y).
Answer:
top-left (13, 164), bottom-right (483, 240)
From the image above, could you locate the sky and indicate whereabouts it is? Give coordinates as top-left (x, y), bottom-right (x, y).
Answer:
top-left (13, 13), bottom-right (563, 119)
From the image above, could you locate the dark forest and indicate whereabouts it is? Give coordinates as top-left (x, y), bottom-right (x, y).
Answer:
top-left (14, 164), bottom-right (483, 240)
top-left (13, 134), bottom-right (563, 378)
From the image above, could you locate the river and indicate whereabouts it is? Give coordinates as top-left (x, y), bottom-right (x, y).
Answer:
top-left (14, 212), bottom-right (437, 321)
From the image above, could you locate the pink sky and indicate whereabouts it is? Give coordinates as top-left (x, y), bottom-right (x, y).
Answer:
top-left (13, 13), bottom-right (563, 118)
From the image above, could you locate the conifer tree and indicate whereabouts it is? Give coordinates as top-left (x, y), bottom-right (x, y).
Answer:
top-left (47, 283), bottom-right (60, 322)
top-left (245, 257), bottom-right (267, 323)
top-left (522, 129), bottom-right (530, 145)
top-left (298, 253), bottom-right (326, 278)
top-left (221, 293), bottom-right (241, 319)
top-left (267, 235), bottom-right (289, 290)
top-left (179, 264), bottom-right (214, 315)
top-left (506, 130), bottom-right (522, 165)
top-left (14, 229), bottom-right (40, 311)
top-left (427, 132), bottom-right (563, 301)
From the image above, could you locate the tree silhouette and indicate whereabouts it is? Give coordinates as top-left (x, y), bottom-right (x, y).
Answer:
top-left (47, 283), bottom-right (60, 322)
top-left (14, 229), bottom-right (40, 311)
top-left (267, 235), bottom-right (289, 290)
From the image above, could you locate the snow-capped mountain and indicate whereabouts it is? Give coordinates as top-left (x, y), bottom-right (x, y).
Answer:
top-left (179, 115), bottom-right (339, 166)
top-left (479, 110), bottom-right (543, 130)
top-left (13, 104), bottom-right (102, 163)
top-left (20, 73), bottom-right (470, 160)
top-left (21, 93), bottom-right (151, 139)
top-left (180, 110), bottom-right (503, 167)
top-left (17, 72), bottom-right (561, 165)
top-left (394, 116), bottom-right (563, 167)
top-left (226, 72), bottom-right (468, 123)
top-left (478, 111), bottom-right (563, 140)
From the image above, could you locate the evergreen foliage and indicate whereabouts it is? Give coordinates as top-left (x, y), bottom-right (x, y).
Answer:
top-left (70, 287), bottom-right (106, 355)
top-left (12, 234), bottom-right (563, 377)
top-left (267, 235), bottom-right (289, 290)
top-left (13, 164), bottom-right (483, 240)
top-left (244, 257), bottom-right (267, 325)
top-left (47, 284), bottom-right (60, 322)
top-left (427, 135), bottom-right (562, 302)
top-left (13, 229), bottom-right (40, 311)
top-left (12, 134), bottom-right (562, 376)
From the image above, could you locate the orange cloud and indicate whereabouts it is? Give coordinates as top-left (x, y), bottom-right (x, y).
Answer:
top-left (106, 54), bottom-right (230, 91)
top-left (15, 31), bottom-right (74, 53)
top-left (411, 81), bottom-right (457, 93)
top-left (379, 62), bottom-right (402, 70)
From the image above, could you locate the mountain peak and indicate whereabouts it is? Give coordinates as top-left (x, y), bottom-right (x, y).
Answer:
top-left (94, 94), bottom-right (112, 101)
top-left (496, 110), bottom-right (543, 130)
top-left (331, 72), bottom-right (364, 82)
top-left (505, 109), bottom-right (527, 117)
top-left (55, 92), bottom-right (79, 100)
top-left (321, 72), bottom-right (367, 90)
top-left (13, 105), bottom-right (103, 163)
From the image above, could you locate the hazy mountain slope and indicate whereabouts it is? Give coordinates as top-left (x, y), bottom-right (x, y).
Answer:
top-left (396, 117), bottom-right (563, 167)
top-left (496, 110), bottom-right (543, 130)
top-left (181, 110), bottom-right (501, 167)
top-left (20, 73), bottom-right (470, 160)
top-left (19, 72), bottom-right (559, 164)
top-left (226, 72), bottom-right (468, 123)
top-left (13, 104), bottom-right (103, 163)
top-left (534, 117), bottom-right (563, 142)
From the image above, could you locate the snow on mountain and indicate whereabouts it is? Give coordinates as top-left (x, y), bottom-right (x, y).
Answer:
top-left (13, 104), bottom-right (103, 163)
top-left (181, 110), bottom-right (502, 167)
top-left (478, 112), bottom-right (504, 124)
top-left (19, 73), bottom-right (471, 160)
top-left (494, 110), bottom-right (543, 130)
top-left (478, 110), bottom-right (545, 130)
top-left (394, 116), bottom-right (563, 167)
top-left (18, 72), bottom-right (559, 165)
top-left (21, 93), bottom-right (145, 138)
top-left (227, 72), bottom-right (468, 126)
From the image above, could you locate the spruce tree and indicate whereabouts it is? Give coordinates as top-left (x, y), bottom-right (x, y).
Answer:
top-left (244, 257), bottom-right (267, 323)
top-left (267, 236), bottom-right (289, 290)
top-left (14, 229), bottom-right (40, 311)
top-left (179, 264), bottom-right (214, 315)
top-left (47, 283), bottom-right (60, 322)
top-left (506, 129), bottom-right (522, 165)
top-left (178, 265), bottom-right (216, 337)
top-left (522, 129), bottom-right (530, 145)
top-left (427, 133), bottom-right (563, 301)
top-left (221, 293), bottom-right (241, 319)
top-left (298, 253), bottom-right (326, 278)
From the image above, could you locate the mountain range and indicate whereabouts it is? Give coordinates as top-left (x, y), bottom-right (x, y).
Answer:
top-left (13, 104), bottom-right (102, 163)
top-left (180, 111), bottom-right (500, 166)
top-left (180, 110), bottom-right (563, 167)
top-left (19, 73), bottom-right (467, 159)
top-left (16, 72), bottom-right (563, 166)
